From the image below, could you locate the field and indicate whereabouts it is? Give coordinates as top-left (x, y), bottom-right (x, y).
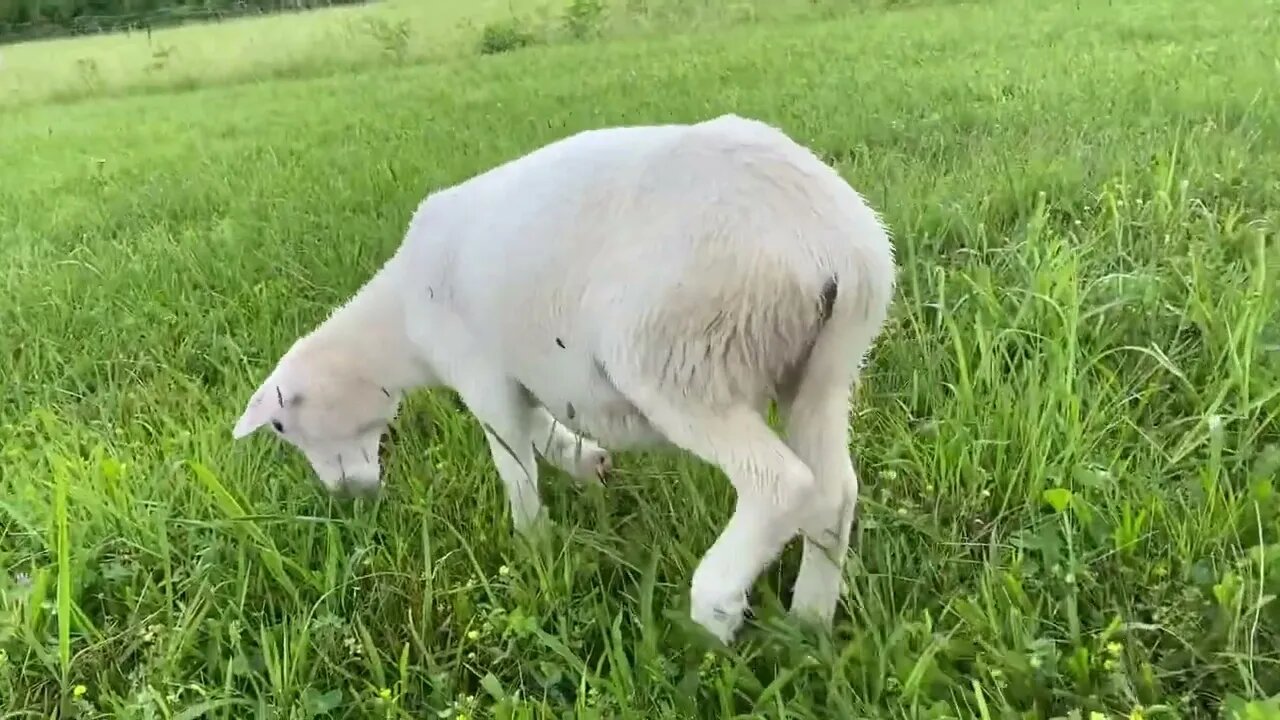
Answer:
top-left (2, 0), bottom-right (1279, 717)
top-left (0, 0), bottom-right (850, 108)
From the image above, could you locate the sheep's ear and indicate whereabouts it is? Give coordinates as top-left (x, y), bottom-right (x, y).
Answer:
top-left (232, 386), bottom-right (273, 439)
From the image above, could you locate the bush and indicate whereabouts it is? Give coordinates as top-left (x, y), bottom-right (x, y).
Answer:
top-left (563, 0), bottom-right (606, 39)
top-left (361, 16), bottom-right (411, 62)
top-left (477, 19), bottom-right (536, 55)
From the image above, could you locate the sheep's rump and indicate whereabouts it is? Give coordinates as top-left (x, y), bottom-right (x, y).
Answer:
top-left (577, 115), bottom-right (893, 410)
top-left (597, 261), bottom-right (841, 412)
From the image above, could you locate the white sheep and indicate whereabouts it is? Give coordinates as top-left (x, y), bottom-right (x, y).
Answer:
top-left (231, 113), bottom-right (897, 643)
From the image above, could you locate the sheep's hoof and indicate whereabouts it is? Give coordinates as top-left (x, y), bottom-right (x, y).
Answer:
top-left (593, 451), bottom-right (613, 484)
top-left (571, 445), bottom-right (612, 486)
top-left (691, 592), bottom-right (748, 645)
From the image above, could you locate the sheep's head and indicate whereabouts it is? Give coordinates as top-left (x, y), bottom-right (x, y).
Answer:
top-left (231, 351), bottom-right (401, 496)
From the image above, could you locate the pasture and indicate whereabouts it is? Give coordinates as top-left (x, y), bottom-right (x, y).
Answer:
top-left (1, 0), bottom-right (1278, 717)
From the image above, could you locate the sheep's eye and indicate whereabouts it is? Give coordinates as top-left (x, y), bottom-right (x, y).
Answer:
top-left (271, 420), bottom-right (285, 433)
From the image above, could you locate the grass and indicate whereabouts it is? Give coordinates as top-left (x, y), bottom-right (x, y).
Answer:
top-left (0, 0), bottom-right (879, 108)
top-left (0, 0), bottom-right (547, 107)
top-left (1, 0), bottom-right (1279, 717)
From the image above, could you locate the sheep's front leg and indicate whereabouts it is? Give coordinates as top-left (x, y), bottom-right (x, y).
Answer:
top-left (529, 407), bottom-right (612, 484)
top-left (450, 376), bottom-right (547, 533)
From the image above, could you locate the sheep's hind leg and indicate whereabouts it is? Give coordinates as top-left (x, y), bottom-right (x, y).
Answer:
top-left (781, 322), bottom-right (874, 630)
top-left (783, 381), bottom-right (859, 629)
top-left (604, 366), bottom-right (814, 643)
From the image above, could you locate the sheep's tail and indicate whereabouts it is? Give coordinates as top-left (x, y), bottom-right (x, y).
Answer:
top-left (773, 275), bottom-right (840, 402)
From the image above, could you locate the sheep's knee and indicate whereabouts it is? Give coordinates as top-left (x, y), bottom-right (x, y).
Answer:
top-left (768, 455), bottom-right (818, 520)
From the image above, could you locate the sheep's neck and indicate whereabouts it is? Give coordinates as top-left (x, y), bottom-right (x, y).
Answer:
top-left (301, 264), bottom-right (427, 392)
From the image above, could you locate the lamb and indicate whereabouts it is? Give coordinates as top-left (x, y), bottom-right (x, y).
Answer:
top-left (230, 113), bottom-right (897, 644)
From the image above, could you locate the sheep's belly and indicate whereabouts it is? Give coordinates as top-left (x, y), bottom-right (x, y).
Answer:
top-left (513, 350), bottom-right (663, 449)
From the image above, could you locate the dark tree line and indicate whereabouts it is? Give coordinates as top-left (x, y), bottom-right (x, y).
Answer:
top-left (0, 0), bottom-right (368, 42)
